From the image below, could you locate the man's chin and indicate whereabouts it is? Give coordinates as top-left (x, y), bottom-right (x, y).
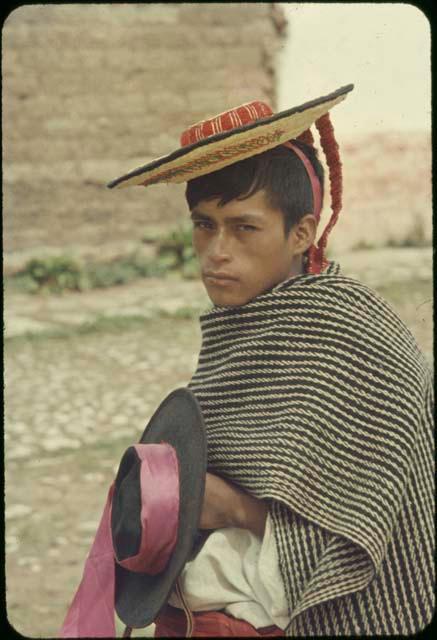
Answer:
top-left (203, 277), bottom-right (264, 307)
top-left (206, 288), bottom-right (252, 308)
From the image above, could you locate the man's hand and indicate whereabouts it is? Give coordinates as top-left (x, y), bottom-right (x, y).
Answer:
top-left (199, 472), bottom-right (268, 539)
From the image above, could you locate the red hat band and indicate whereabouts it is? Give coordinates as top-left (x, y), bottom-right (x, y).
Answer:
top-left (180, 101), bottom-right (274, 147)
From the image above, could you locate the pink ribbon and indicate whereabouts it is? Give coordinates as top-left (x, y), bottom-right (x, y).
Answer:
top-left (60, 443), bottom-right (180, 638)
top-left (283, 140), bottom-right (327, 272)
top-left (282, 140), bottom-right (322, 221)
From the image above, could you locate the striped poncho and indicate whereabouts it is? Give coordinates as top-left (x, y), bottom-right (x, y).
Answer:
top-left (188, 262), bottom-right (434, 635)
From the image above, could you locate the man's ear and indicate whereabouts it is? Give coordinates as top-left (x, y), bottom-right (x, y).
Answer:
top-left (290, 214), bottom-right (318, 254)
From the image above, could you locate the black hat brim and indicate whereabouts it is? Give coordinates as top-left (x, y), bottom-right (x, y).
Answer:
top-left (114, 387), bottom-right (207, 628)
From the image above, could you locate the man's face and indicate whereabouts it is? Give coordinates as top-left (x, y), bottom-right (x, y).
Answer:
top-left (190, 189), bottom-right (314, 307)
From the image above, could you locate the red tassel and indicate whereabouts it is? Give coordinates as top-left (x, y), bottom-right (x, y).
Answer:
top-left (307, 244), bottom-right (329, 274)
top-left (307, 113), bottom-right (343, 274)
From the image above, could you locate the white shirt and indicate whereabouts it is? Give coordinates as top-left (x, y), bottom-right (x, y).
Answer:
top-left (168, 513), bottom-right (290, 630)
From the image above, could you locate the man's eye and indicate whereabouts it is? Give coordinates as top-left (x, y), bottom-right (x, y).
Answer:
top-left (193, 220), bottom-right (213, 230)
top-left (237, 224), bottom-right (257, 232)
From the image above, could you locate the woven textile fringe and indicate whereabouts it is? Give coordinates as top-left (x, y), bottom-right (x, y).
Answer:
top-left (188, 262), bottom-right (434, 635)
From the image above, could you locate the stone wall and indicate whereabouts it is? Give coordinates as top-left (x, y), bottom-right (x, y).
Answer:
top-left (3, 3), bottom-right (286, 263)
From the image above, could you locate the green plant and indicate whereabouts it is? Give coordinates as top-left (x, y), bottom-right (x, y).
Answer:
top-left (385, 216), bottom-right (430, 249)
top-left (8, 273), bottom-right (41, 294)
top-left (8, 224), bottom-right (201, 296)
top-left (157, 224), bottom-right (195, 265)
top-left (18, 256), bottom-right (87, 294)
top-left (154, 223), bottom-right (200, 278)
top-left (351, 239), bottom-right (376, 251)
top-left (408, 216), bottom-right (429, 247)
top-left (141, 228), bottom-right (163, 244)
top-left (86, 254), bottom-right (143, 288)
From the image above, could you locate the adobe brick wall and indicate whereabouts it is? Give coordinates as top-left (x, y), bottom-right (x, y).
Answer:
top-left (3, 3), bottom-right (286, 261)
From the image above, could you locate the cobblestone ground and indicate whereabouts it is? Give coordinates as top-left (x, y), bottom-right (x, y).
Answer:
top-left (5, 247), bottom-right (433, 637)
top-left (6, 317), bottom-right (201, 637)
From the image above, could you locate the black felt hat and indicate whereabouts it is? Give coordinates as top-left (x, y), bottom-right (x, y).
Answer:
top-left (111, 387), bottom-right (207, 629)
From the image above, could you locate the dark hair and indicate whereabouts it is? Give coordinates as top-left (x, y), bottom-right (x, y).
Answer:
top-left (185, 140), bottom-right (324, 235)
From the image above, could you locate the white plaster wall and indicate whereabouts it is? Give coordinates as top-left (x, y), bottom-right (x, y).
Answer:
top-left (276, 3), bottom-right (431, 137)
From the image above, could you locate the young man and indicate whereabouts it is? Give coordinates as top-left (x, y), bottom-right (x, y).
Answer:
top-left (108, 86), bottom-right (434, 636)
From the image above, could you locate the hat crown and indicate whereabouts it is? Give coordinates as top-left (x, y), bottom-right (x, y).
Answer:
top-left (180, 101), bottom-right (274, 148)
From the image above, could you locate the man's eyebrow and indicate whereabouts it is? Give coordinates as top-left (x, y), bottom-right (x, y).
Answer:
top-left (227, 213), bottom-right (263, 224)
top-left (190, 210), bottom-right (211, 219)
top-left (190, 210), bottom-right (263, 223)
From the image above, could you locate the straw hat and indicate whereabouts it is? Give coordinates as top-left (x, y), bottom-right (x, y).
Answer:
top-left (107, 84), bottom-right (354, 190)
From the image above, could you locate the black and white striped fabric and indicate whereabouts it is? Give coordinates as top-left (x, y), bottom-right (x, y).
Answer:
top-left (188, 262), bottom-right (434, 635)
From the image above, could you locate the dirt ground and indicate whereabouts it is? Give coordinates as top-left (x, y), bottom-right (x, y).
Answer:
top-left (5, 245), bottom-right (433, 638)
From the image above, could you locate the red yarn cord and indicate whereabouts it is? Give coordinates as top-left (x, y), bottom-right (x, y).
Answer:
top-left (294, 120), bottom-right (342, 274)
top-left (315, 113), bottom-right (343, 252)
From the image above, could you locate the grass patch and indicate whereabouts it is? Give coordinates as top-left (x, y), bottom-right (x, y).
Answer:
top-left (5, 308), bottom-right (203, 344)
top-left (8, 252), bottom-right (177, 295)
top-left (350, 240), bottom-right (377, 251)
top-left (385, 216), bottom-right (431, 249)
top-left (7, 223), bottom-right (200, 295)
top-left (351, 217), bottom-right (431, 252)
top-left (10, 256), bottom-right (86, 294)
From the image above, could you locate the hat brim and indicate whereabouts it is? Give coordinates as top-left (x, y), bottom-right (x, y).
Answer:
top-left (107, 84), bottom-right (353, 190)
top-left (114, 387), bottom-right (207, 629)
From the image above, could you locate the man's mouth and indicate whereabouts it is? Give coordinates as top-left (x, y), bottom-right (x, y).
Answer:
top-left (203, 271), bottom-right (238, 286)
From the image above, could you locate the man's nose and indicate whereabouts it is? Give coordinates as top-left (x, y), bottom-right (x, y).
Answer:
top-left (208, 228), bottom-right (232, 262)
